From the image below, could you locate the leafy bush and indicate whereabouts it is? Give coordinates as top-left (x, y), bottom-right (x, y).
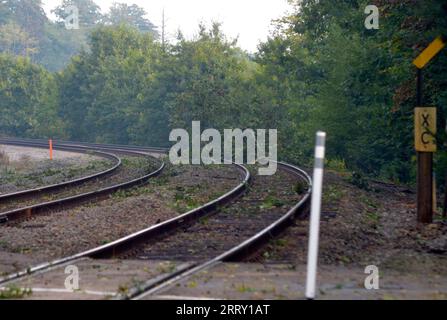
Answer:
top-left (349, 172), bottom-right (370, 191)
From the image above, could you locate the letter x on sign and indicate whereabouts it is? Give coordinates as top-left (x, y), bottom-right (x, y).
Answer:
top-left (414, 107), bottom-right (437, 152)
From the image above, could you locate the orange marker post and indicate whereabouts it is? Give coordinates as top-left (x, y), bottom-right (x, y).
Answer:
top-left (49, 139), bottom-right (53, 161)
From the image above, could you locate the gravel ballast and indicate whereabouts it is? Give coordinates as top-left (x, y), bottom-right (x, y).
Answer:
top-left (0, 145), bottom-right (113, 195)
top-left (0, 155), bottom-right (154, 213)
top-left (0, 164), bottom-right (243, 275)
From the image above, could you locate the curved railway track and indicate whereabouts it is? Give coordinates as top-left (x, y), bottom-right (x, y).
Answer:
top-left (0, 148), bottom-right (121, 202)
top-left (0, 139), bottom-right (312, 301)
top-left (130, 162), bottom-right (311, 300)
top-left (0, 138), bottom-right (168, 154)
top-left (0, 139), bottom-right (165, 223)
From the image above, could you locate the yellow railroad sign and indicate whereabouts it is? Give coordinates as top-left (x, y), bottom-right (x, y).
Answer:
top-left (413, 36), bottom-right (446, 69)
top-left (415, 107), bottom-right (436, 152)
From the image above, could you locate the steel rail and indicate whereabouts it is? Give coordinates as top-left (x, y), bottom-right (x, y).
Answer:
top-left (0, 139), bottom-right (165, 223)
top-left (132, 161), bottom-right (311, 300)
top-left (0, 142), bottom-right (122, 202)
top-left (0, 138), bottom-right (157, 157)
top-left (0, 161), bottom-right (250, 287)
top-left (0, 137), bottom-right (169, 154)
top-left (0, 140), bottom-right (312, 302)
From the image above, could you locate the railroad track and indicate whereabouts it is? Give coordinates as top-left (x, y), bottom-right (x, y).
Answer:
top-left (0, 139), bottom-right (165, 223)
top-left (0, 148), bottom-right (121, 202)
top-left (0, 140), bottom-right (311, 300)
top-left (0, 137), bottom-right (169, 154)
top-left (128, 162), bottom-right (311, 300)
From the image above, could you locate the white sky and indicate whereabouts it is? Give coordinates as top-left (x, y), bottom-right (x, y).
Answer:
top-left (42, 0), bottom-right (292, 52)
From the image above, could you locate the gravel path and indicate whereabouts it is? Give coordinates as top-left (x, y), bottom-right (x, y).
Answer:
top-left (0, 164), bottom-right (242, 275)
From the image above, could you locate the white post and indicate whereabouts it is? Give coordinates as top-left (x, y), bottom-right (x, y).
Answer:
top-left (305, 131), bottom-right (326, 300)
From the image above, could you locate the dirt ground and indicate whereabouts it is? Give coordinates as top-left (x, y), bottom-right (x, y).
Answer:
top-left (148, 262), bottom-right (447, 300)
top-left (247, 169), bottom-right (447, 299)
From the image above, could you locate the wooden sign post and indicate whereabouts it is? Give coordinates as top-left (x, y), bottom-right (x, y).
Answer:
top-left (414, 105), bottom-right (436, 223)
top-left (413, 36), bottom-right (445, 223)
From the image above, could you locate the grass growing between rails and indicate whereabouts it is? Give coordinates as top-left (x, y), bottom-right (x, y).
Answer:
top-left (0, 157), bottom-right (114, 194)
top-left (111, 164), bottom-right (241, 215)
top-left (0, 286), bottom-right (32, 299)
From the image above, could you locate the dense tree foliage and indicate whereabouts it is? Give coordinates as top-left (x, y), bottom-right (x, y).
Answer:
top-left (53, 0), bottom-right (103, 28)
top-left (0, 0), bottom-right (158, 71)
top-left (164, 24), bottom-right (260, 129)
top-left (256, 0), bottom-right (447, 183)
top-left (1, 0), bottom-right (47, 38)
top-left (1, 0), bottom-right (447, 185)
top-left (58, 25), bottom-right (160, 144)
top-left (0, 54), bottom-right (60, 138)
top-left (0, 22), bottom-right (38, 58)
top-left (105, 3), bottom-right (158, 36)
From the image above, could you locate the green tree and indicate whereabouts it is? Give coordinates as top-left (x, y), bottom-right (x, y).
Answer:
top-left (165, 23), bottom-right (257, 130)
top-left (59, 25), bottom-right (161, 144)
top-left (106, 3), bottom-right (158, 37)
top-left (0, 0), bottom-right (84, 71)
top-left (53, 0), bottom-right (103, 28)
top-left (0, 54), bottom-right (61, 138)
top-left (1, 0), bottom-right (47, 38)
top-left (0, 22), bottom-right (38, 58)
top-left (256, 0), bottom-right (447, 182)
top-left (0, 1), bottom-right (11, 24)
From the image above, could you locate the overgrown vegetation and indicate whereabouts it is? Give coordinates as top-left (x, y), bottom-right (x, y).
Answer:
top-left (0, 157), bottom-right (112, 192)
top-left (1, 1), bottom-right (447, 185)
top-left (0, 286), bottom-right (32, 299)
